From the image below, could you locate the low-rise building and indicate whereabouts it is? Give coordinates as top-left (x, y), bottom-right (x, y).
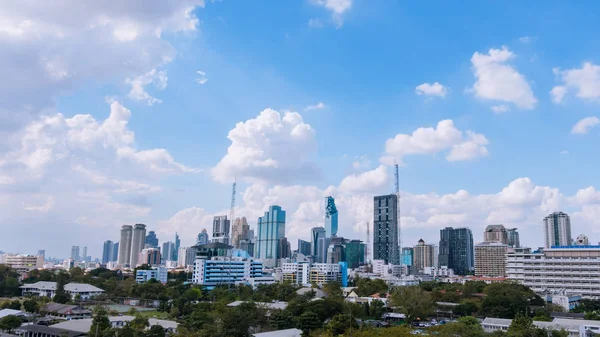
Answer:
top-left (51, 315), bottom-right (178, 333)
top-left (482, 317), bottom-right (600, 337)
top-left (0, 254), bottom-right (43, 274)
top-left (136, 267), bottom-right (168, 284)
top-left (282, 262), bottom-right (348, 287)
top-left (20, 281), bottom-right (104, 299)
top-left (40, 303), bottom-right (92, 320)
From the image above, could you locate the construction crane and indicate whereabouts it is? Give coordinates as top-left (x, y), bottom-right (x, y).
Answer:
top-left (395, 163), bottom-right (403, 274)
top-left (229, 178), bottom-right (236, 242)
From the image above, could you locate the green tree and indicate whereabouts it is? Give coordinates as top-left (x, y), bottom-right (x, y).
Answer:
top-left (53, 272), bottom-right (71, 304)
top-left (6, 300), bottom-right (21, 310)
top-left (298, 311), bottom-right (321, 336)
top-left (146, 325), bottom-right (166, 337)
top-left (453, 300), bottom-right (479, 317)
top-left (184, 287), bottom-right (202, 302)
top-left (323, 281), bottom-right (343, 299)
top-left (390, 286), bottom-right (433, 323)
top-left (326, 314), bottom-right (358, 336)
top-left (129, 316), bottom-right (150, 331)
top-left (89, 310), bottom-right (111, 337)
top-left (507, 313), bottom-right (545, 337)
top-left (369, 299), bottom-right (386, 320)
top-left (480, 283), bottom-right (537, 318)
top-left (23, 298), bottom-right (39, 313)
top-left (0, 315), bottom-right (22, 332)
top-left (269, 310), bottom-right (295, 330)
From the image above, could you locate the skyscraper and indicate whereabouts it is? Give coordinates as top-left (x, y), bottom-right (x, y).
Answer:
top-left (231, 217), bottom-right (250, 248)
top-left (297, 239), bottom-right (312, 256)
top-left (212, 216), bottom-right (231, 245)
top-left (255, 205), bottom-right (286, 266)
top-left (197, 229), bottom-right (209, 245)
top-left (102, 240), bottom-right (114, 264)
top-left (438, 227), bottom-right (474, 275)
top-left (483, 225), bottom-right (508, 244)
top-left (402, 247), bottom-right (414, 266)
top-left (373, 194), bottom-right (399, 265)
top-left (173, 232), bottom-right (181, 261)
top-left (507, 228), bottom-right (520, 248)
top-left (37, 250), bottom-right (45, 261)
top-left (324, 196), bottom-right (338, 238)
top-left (162, 241), bottom-right (175, 262)
top-left (112, 242), bottom-right (119, 262)
top-left (311, 227), bottom-right (326, 261)
top-left (82, 247), bottom-right (88, 262)
top-left (474, 242), bottom-right (507, 277)
top-left (71, 246), bottom-right (80, 261)
top-left (118, 225), bottom-right (133, 266)
top-left (145, 231), bottom-right (159, 248)
top-left (130, 224), bottom-right (147, 267)
top-left (544, 211), bottom-right (572, 248)
top-left (139, 248), bottom-right (161, 266)
top-left (344, 240), bottom-right (365, 269)
top-left (413, 239), bottom-right (435, 271)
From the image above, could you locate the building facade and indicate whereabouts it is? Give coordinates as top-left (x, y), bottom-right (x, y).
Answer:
top-left (484, 225), bottom-right (508, 244)
top-left (136, 267), bottom-right (168, 284)
top-left (282, 262), bottom-right (348, 287)
top-left (197, 229), bottom-right (209, 245)
top-left (373, 194), bottom-right (399, 265)
top-left (71, 246), bottom-right (80, 261)
top-left (162, 241), bottom-right (175, 262)
top-left (139, 248), bottom-right (161, 266)
top-left (474, 242), bottom-right (507, 277)
top-left (345, 240), bottom-right (365, 269)
top-left (507, 228), bottom-right (520, 248)
top-left (544, 211), bottom-right (572, 248)
top-left (130, 224), bottom-right (147, 267)
top-left (212, 216), bottom-right (231, 245)
top-left (413, 239), bottom-right (435, 271)
top-left (402, 247), bottom-right (414, 266)
top-left (255, 205), bottom-right (286, 267)
top-left (231, 217), bottom-right (250, 249)
top-left (297, 239), bottom-right (312, 256)
top-left (438, 227), bottom-right (474, 275)
top-left (1, 254), bottom-right (43, 274)
top-left (177, 247), bottom-right (197, 267)
top-left (145, 231), bottom-right (159, 248)
top-left (102, 240), bottom-right (118, 264)
top-left (575, 234), bottom-right (589, 246)
top-left (324, 196), bottom-right (338, 238)
top-left (507, 246), bottom-right (600, 298)
top-left (20, 282), bottom-right (104, 300)
top-left (311, 227), bottom-right (326, 262)
top-left (118, 225), bottom-right (133, 266)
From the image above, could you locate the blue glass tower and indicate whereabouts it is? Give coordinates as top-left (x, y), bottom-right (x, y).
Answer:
top-left (256, 205), bottom-right (286, 263)
top-left (324, 196), bottom-right (338, 238)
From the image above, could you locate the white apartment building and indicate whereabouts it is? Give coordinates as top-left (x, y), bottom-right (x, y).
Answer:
top-left (281, 262), bottom-right (348, 286)
top-left (282, 262), bottom-right (310, 286)
top-left (136, 267), bottom-right (168, 284)
top-left (507, 246), bottom-right (600, 298)
top-left (20, 282), bottom-right (104, 299)
top-left (0, 254), bottom-right (44, 274)
top-left (423, 266), bottom-right (455, 277)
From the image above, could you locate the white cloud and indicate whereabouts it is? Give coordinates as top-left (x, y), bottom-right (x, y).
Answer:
top-left (470, 47), bottom-right (537, 110)
top-left (519, 36), bottom-right (532, 44)
top-left (382, 120), bottom-right (489, 164)
top-left (212, 108), bottom-right (319, 184)
top-left (339, 165), bottom-right (389, 194)
top-left (310, 0), bottom-right (352, 28)
top-left (352, 155), bottom-right (371, 170)
top-left (560, 150), bottom-right (569, 155)
top-left (196, 70), bottom-right (208, 85)
top-left (552, 63), bottom-right (600, 103)
top-left (308, 18), bottom-right (324, 28)
top-left (571, 116), bottom-right (600, 134)
top-left (415, 82), bottom-right (447, 98)
top-left (305, 102), bottom-right (326, 110)
top-left (491, 105), bottom-right (510, 113)
top-left (125, 68), bottom-right (168, 105)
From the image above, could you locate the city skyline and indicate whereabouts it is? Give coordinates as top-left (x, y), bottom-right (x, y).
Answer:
top-left (4, 1), bottom-right (600, 258)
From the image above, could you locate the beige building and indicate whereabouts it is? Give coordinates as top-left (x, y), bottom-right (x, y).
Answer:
top-left (483, 224), bottom-right (508, 244)
top-left (474, 242), bottom-right (507, 277)
top-left (0, 254), bottom-right (44, 274)
top-left (413, 239), bottom-right (436, 271)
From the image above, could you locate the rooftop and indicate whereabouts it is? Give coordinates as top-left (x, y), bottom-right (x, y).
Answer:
top-left (42, 303), bottom-right (91, 315)
top-left (50, 316), bottom-right (178, 332)
top-left (227, 301), bottom-right (288, 310)
top-left (20, 281), bottom-right (104, 293)
top-left (18, 325), bottom-right (85, 337)
top-left (0, 309), bottom-right (25, 319)
top-left (252, 328), bottom-right (302, 337)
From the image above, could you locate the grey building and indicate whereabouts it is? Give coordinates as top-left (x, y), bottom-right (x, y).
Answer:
top-left (507, 228), bottom-right (520, 248)
top-left (438, 227), bottom-right (474, 275)
top-left (145, 231), bottom-right (159, 248)
top-left (70, 246), bottom-right (80, 261)
top-left (118, 225), bottom-right (133, 266)
top-left (130, 224), bottom-right (147, 267)
top-left (373, 194), bottom-right (399, 265)
top-left (212, 216), bottom-right (231, 245)
top-left (297, 239), bottom-right (312, 256)
top-left (544, 211), bottom-right (572, 248)
top-left (311, 227), bottom-right (326, 261)
top-left (255, 205), bottom-right (286, 267)
top-left (162, 241), bottom-right (175, 262)
top-left (483, 224), bottom-right (508, 244)
top-left (197, 229), bottom-right (209, 245)
top-left (102, 241), bottom-right (113, 264)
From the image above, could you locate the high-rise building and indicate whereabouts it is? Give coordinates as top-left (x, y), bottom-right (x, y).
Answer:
top-left (484, 225), bottom-right (508, 244)
top-left (145, 231), bottom-right (159, 248)
top-left (255, 205), bottom-right (286, 267)
top-left (474, 242), bottom-right (507, 277)
top-left (177, 247), bottom-right (197, 267)
top-left (197, 229), bottom-right (209, 245)
top-left (71, 246), bottom-right (80, 261)
top-left (162, 241), bottom-right (175, 262)
top-left (37, 250), bottom-right (45, 261)
top-left (311, 227), bottom-right (326, 260)
top-left (278, 237), bottom-right (291, 260)
top-left (438, 227), bottom-right (474, 275)
top-left (324, 196), bottom-right (338, 238)
top-left (130, 224), bottom-right (147, 267)
top-left (139, 248), bottom-right (161, 266)
top-left (297, 239), bottom-right (312, 256)
top-left (326, 237), bottom-right (346, 264)
top-left (173, 232), bottom-right (181, 261)
top-left (82, 247), bottom-right (88, 262)
top-left (212, 216), bottom-right (231, 245)
top-left (413, 239), bottom-right (435, 271)
top-left (344, 240), bottom-right (365, 269)
top-left (575, 234), bottom-right (589, 246)
top-left (544, 212), bottom-right (572, 248)
top-left (231, 217), bottom-right (250, 248)
top-left (102, 240), bottom-right (114, 264)
top-left (112, 242), bottom-right (119, 262)
top-left (118, 225), bottom-right (133, 266)
top-left (402, 247), bottom-right (413, 266)
top-left (317, 237), bottom-right (331, 264)
top-left (507, 228), bottom-right (520, 248)
top-left (373, 195), bottom-right (399, 265)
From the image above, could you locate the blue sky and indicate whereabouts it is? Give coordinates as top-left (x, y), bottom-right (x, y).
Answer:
top-left (2, 0), bottom-right (600, 258)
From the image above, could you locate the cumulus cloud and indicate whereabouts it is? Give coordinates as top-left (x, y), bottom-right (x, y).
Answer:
top-left (212, 108), bottom-right (320, 184)
top-left (470, 47), bottom-right (537, 110)
top-left (310, 0), bottom-right (352, 28)
top-left (305, 102), bottom-right (326, 110)
top-left (382, 120), bottom-right (489, 164)
top-left (308, 18), bottom-right (324, 28)
top-left (552, 63), bottom-right (600, 103)
top-left (571, 116), bottom-right (600, 134)
top-left (415, 82), bottom-right (447, 98)
top-left (125, 68), bottom-right (168, 105)
top-left (339, 165), bottom-right (390, 194)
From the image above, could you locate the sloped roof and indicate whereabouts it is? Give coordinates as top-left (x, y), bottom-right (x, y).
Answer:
top-left (42, 303), bottom-right (91, 315)
top-left (252, 328), bottom-right (302, 337)
top-left (51, 316), bottom-right (178, 332)
top-left (20, 282), bottom-right (104, 293)
top-left (0, 309), bottom-right (24, 319)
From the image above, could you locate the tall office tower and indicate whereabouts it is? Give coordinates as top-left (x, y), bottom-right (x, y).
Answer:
top-left (82, 247), bottom-right (88, 262)
top-left (413, 239), bottom-right (435, 271)
top-left (197, 229), bottom-right (209, 245)
top-left (102, 240), bottom-right (114, 264)
top-left (373, 195), bottom-right (399, 265)
top-left (231, 217), bottom-right (250, 248)
top-left (438, 227), bottom-right (474, 275)
top-left (112, 242), bottom-right (119, 262)
top-left (544, 211), bottom-right (572, 248)
top-left (317, 237), bottom-right (331, 264)
top-left (326, 237), bottom-right (346, 264)
top-left (212, 216), bottom-right (231, 244)
top-left (130, 224), bottom-right (147, 267)
top-left (139, 248), bottom-right (161, 266)
top-left (507, 228), bottom-right (520, 248)
top-left (297, 239), bottom-right (312, 256)
top-left (474, 242), bottom-right (507, 277)
top-left (278, 237), bottom-right (291, 259)
top-left (344, 240), bottom-right (366, 269)
top-left (37, 250), bottom-right (45, 261)
top-left (324, 196), bottom-right (339, 238)
top-left (575, 234), bottom-right (589, 246)
top-left (173, 232), bottom-right (181, 261)
top-left (71, 246), bottom-right (80, 261)
top-left (118, 225), bottom-right (133, 266)
top-left (177, 247), bottom-right (197, 267)
top-left (145, 231), bottom-right (159, 248)
top-left (483, 224), bottom-right (508, 244)
top-left (162, 241), bottom-right (175, 262)
top-left (255, 205), bottom-right (286, 267)
top-left (311, 227), bottom-right (326, 260)
top-left (402, 247), bottom-right (414, 266)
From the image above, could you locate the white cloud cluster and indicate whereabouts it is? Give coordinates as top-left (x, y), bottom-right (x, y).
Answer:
top-left (310, 0), bottom-right (352, 28)
top-left (382, 120), bottom-right (489, 164)
top-left (551, 63), bottom-right (600, 103)
top-left (470, 47), bottom-right (537, 110)
top-left (415, 82), bottom-right (447, 98)
top-left (305, 102), bottom-right (326, 111)
top-left (571, 116), bottom-right (600, 135)
top-left (212, 108), bottom-right (319, 184)
top-left (125, 69), bottom-right (168, 105)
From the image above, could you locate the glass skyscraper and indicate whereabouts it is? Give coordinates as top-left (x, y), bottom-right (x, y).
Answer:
top-left (145, 231), bottom-right (159, 248)
top-left (324, 196), bottom-right (338, 238)
top-left (543, 211), bottom-right (572, 248)
top-left (373, 194), bottom-right (399, 265)
top-left (438, 227), bottom-right (474, 275)
top-left (255, 205), bottom-right (286, 264)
